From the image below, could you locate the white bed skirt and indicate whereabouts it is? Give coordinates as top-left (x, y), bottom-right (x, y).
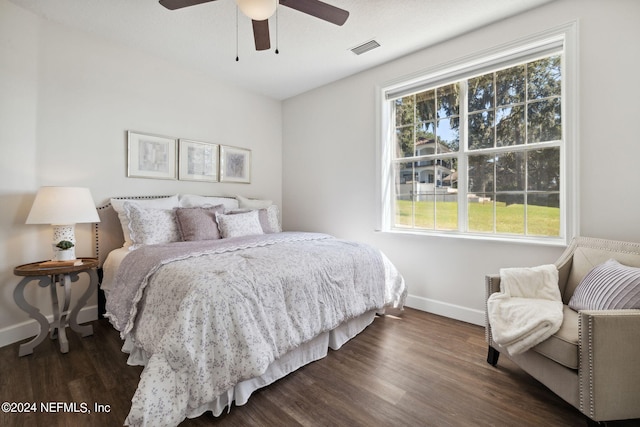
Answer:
top-left (121, 309), bottom-right (379, 420)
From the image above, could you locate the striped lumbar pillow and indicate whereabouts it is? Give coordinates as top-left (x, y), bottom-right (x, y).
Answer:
top-left (569, 259), bottom-right (640, 310)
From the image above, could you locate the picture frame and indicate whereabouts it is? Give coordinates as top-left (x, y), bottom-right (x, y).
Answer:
top-left (220, 145), bottom-right (251, 183)
top-left (127, 131), bottom-right (177, 180)
top-left (178, 139), bottom-right (219, 182)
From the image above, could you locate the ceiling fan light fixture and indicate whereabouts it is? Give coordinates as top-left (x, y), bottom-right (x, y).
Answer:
top-left (236, 0), bottom-right (277, 20)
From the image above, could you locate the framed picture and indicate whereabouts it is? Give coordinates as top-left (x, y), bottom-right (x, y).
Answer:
top-left (178, 139), bottom-right (219, 182)
top-left (220, 145), bottom-right (251, 183)
top-left (127, 131), bottom-right (177, 180)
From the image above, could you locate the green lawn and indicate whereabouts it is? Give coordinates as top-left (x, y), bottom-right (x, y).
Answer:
top-left (395, 200), bottom-right (560, 236)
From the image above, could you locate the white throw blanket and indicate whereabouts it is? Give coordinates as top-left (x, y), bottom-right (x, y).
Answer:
top-left (487, 264), bottom-right (563, 355)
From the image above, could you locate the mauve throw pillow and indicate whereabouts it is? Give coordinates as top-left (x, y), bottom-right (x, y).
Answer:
top-left (569, 259), bottom-right (640, 310)
top-left (174, 205), bottom-right (224, 241)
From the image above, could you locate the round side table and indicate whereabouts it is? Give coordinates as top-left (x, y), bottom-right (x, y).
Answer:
top-left (13, 258), bottom-right (99, 356)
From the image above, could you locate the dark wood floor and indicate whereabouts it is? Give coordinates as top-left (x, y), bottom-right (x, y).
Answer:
top-left (1, 308), bottom-right (638, 427)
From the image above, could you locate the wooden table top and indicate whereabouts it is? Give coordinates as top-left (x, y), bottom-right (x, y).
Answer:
top-left (14, 258), bottom-right (99, 276)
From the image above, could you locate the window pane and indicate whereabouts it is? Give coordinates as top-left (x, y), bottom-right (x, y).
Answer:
top-left (468, 194), bottom-right (493, 232)
top-left (416, 122), bottom-right (435, 146)
top-left (468, 111), bottom-right (494, 150)
top-left (527, 193), bottom-right (560, 236)
top-left (415, 163), bottom-right (435, 229)
top-left (496, 194), bottom-right (525, 234)
top-left (416, 90), bottom-right (436, 122)
top-left (468, 74), bottom-right (494, 112)
top-left (416, 159), bottom-right (433, 183)
top-left (436, 196), bottom-right (457, 230)
top-left (468, 154), bottom-right (494, 193)
top-left (441, 159), bottom-right (458, 190)
top-left (528, 56), bottom-right (561, 99)
top-left (436, 157), bottom-right (458, 230)
top-left (496, 151), bottom-right (525, 191)
top-left (528, 98), bottom-right (561, 143)
top-left (395, 126), bottom-right (414, 158)
top-left (496, 105), bottom-right (524, 146)
top-left (414, 198), bottom-right (435, 229)
top-left (437, 84), bottom-right (460, 118)
top-left (395, 96), bottom-right (414, 126)
top-left (496, 64), bottom-right (525, 106)
top-left (528, 148), bottom-right (560, 191)
top-left (437, 117), bottom-right (460, 152)
top-left (394, 162), bottom-right (415, 227)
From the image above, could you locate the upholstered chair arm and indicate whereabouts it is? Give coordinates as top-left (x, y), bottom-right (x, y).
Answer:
top-left (486, 274), bottom-right (501, 295)
top-left (554, 244), bottom-right (574, 294)
top-left (578, 309), bottom-right (640, 421)
top-left (485, 274), bottom-right (501, 345)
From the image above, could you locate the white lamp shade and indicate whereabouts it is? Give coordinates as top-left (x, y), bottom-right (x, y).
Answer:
top-left (26, 186), bottom-right (100, 225)
top-left (236, 0), bottom-right (277, 20)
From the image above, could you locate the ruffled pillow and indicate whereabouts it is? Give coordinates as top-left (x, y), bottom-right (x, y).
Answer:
top-left (123, 202), bottom-right (180, 249)
top-left (227, 205), bottom-right (281, 233)
top-left (215, 210), bottom-right (264, 239)
top-left (111, 195), bottom-right (179, 249)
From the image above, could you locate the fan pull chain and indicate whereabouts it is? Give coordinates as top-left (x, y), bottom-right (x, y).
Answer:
top-left (235, 5), bottom-right (239, 61)
top-left (275, 6), bottom-right (279, 54)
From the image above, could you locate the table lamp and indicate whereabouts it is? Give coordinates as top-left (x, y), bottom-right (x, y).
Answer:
top-left (26, 186), bottom-right (100, 261)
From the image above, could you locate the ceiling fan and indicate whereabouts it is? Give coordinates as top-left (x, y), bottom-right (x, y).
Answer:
top-left (159, 0), bottom-right (349, 51)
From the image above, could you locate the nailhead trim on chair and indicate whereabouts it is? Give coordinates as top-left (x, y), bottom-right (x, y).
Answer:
top-left (578, 314), bottom-right (596, 419)
top-left (572, 236), bottom-right (640, 420)
top-left (572, 237), bottom-right (640, 255)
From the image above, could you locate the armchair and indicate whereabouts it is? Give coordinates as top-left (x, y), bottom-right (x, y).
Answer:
top-left (485, 237), bottom-right (640, 424)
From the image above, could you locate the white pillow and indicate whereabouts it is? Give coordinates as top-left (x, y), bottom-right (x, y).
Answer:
top-left (236, 195), bottom-right (272, 209)
top-left (228, 205), bottom-right (281, 233)
top-left (111, 195), bottom-right (179, 248)
top-left (264, 205), bottom-right (281, 233)
top-left (123, 202), bottom-right (180, 249)
top-left (216, 210), bottom-right (264, 239)
top-left (180, 194), bottom-right (239, 211)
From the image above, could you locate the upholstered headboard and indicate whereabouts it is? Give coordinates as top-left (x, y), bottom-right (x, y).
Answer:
top-left (93, 195), bottom-right (244, 268)
top-left (93, 195), bottom-right (171, 267)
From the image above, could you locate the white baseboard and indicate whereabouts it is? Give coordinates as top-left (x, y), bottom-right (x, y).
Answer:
top-left (0, 305), bottom-right (99, 349)
top-left (405, 294), bottom-right (485, 326)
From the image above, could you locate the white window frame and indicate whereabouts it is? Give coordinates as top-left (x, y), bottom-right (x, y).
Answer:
top-left (376, 22), bottom-right (578, 246)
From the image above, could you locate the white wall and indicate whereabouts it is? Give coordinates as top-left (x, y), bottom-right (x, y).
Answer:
top-left (282, 0), bottom-right (640, 324)
top-left (0, 0), bottom-right (282, 345)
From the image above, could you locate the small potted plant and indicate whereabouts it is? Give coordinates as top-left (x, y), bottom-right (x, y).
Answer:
top-left (53, 240), bottom-right (75, 261)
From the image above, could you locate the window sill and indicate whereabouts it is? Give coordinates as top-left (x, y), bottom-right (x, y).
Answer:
top-left (377, 228), bottom-right (569, 247)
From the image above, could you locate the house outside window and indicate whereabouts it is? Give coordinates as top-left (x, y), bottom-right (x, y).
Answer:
top-left (378, 24), bottom-right (577, 244)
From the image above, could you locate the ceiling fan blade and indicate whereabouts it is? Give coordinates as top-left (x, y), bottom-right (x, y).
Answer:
top-left (252, 19), bottom-right (271, 51)
top-left (280, 0), bottom-right (349, 26)
top-left (159, 0), bottom-right (217, 10)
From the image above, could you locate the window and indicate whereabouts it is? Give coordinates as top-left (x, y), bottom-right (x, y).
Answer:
top-left (379, 25), bottom-right (576, 244)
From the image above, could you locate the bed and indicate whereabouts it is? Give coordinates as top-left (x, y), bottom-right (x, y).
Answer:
top-left (95, 194), bottom-right (406, 427)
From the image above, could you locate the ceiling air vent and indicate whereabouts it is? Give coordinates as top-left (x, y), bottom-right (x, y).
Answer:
top-left (350, 39), bottom-right (380, 55)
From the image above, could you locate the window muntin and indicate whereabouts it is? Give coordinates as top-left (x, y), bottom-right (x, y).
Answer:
top-left (386, 53), bottom-right (564, 240)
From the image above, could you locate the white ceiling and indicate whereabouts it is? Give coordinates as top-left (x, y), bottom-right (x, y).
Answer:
top-left (9, 0), bottom-right (554, 100)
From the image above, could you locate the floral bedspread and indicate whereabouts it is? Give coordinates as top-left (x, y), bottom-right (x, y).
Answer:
top-left (105, 232), bottom-right (406, 427)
